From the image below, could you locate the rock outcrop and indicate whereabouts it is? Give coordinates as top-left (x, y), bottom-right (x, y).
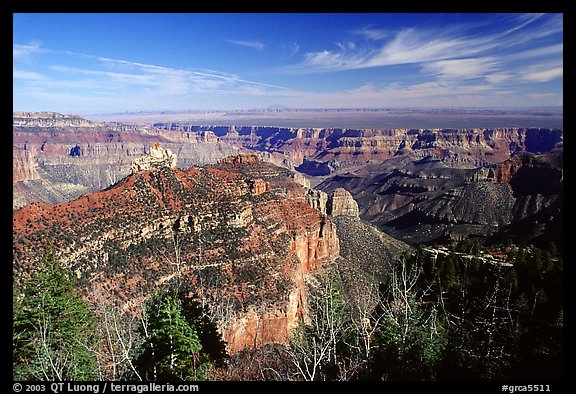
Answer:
top-left (13, 113), bottom-right (245, 210)
top-left (249, 178), bottom-right (268, 195)
top-left (218, 153), bottom-right (260, 166)
top-left (14, 113), bottom-right (563, 210)
top-left (155, 124), bottom-right (563, 171)
top-left (291, 172), bottom-right (310, 189)
top-left (13, 112), bottom-right (103, 128)
top-left (306, 189), bottom-right (328, 215)
top-left (12, 112), bottom-right (564, 249)
top-left (327, 188), bottom-right (359, 218)
top-left (131, 143), bottom-right (177, 173)
top-left (491, 152), bottom-right (563, 191)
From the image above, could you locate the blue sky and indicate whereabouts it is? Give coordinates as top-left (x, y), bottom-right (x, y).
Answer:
top-left (13, 13), bottom-right (563, 114)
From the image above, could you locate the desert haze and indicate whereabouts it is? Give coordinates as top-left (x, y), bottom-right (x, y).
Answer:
top-left (87, 107), bottom-right (564, 130)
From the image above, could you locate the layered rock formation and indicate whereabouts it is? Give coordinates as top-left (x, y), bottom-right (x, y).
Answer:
top-left (155, 123), bottom-right (563, 171)
top-left (14, 113), bottom-right (563, 212)
top-left (13, 113), bottom-right (245, 210)
top-left (13, 153), bottom-right (339, 354)
top-left (13, 111), bottom-right (563, 360)
top-left (318, 151), bottom-right (563, 247)
top-left (327, 188), bottom-right (360, 218)
top-left (13, 111), bottom-right (102, 128)
top-left (131, 142), bottom-right (177, 173)
top-left (12, 112), bottom-right (563, 249)
top-left (306, 189), bottom-right (328, 215)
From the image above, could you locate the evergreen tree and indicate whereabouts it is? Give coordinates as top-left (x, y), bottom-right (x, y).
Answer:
top-left (440, 253), bottom-right (458, 290)
top-left (547, 241), bottom-right (558, 258)
top-left (13, 244), bottom-right (98, 380)
top-left (136, 290), bottom-right (210, 380)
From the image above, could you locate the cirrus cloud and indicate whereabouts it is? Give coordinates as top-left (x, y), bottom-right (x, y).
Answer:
top-left (225, 39), bottom-right (265, 50)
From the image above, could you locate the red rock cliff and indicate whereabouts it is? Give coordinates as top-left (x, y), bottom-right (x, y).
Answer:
top-left (13, 155), bottom-right (340, 355)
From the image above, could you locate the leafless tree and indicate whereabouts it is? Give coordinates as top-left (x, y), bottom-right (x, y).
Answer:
top-left (91, 286), bottom-right (143, 381)
top-left (380, 256), bottom-right (423, 344)
top-left (467, 264), bottom-right (515, 378)
top-left (157, 233), bottom-right (183, 277)
top-left (34, 310), bottom-right (66, 380)
top-left (285, 273), bottom-right (351, 381)
top-left (345, 269), bottom-right (385, 360)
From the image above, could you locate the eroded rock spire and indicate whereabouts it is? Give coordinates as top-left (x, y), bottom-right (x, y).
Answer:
top-left (131, 142), bottom-right (177, 173)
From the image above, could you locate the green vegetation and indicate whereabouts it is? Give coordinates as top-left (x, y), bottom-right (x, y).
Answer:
top-left (13, 239), bottom-right (562, 381)
top-left (418, 242), bottom-right (559, 380)
top-left (135, 290), bottom-right (211, 380)
top-left (13, 245), bottom-right (227, 381)
top-left (280, 240), bottom-right (563, 380)
top-left (287, 273), bottom-right (355, 381)
top-left (13, 244), bottom-right (99, 380)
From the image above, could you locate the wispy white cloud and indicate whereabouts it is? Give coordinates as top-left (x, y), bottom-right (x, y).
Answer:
top-left (14, 45), bottom-right (291, 112)
top-left (225, 39), bottom-right (265, 50)
top-left (520, 66), bottom-right (563, 83)
top-left (527, 92), bottom-right (557, 100)
top-left (335, 41), bottom-right (357, 51)
top-left (499, 13), bottom-right (546, 36)
top-left (421, 58), bottom-right (499, 81)
top-left (49, 65), bottom-right (158, 86)
top-left (273, 13), bottom-right (562, 109)
top-left (296, 47), bottom-right (373, 73)
top-left (282, 42), bottom-right (300, 57)
top-left (286, 42), bottom-right (300, 57)
top-left (283, 14), bottom-right (562, 75)
top-left (269, 77), bottom-right (562, 109)
top-left (13, 69), bottom-right (44, 80)
top-left (372, 27), bottom-right (494, 66)
top-left (58, 51), bottom-right (288, 90)
top-left (13, 13), bottom-right (562, 111)
top-left (13, 42), bottom-right (44, 61)
top-left (351, 26), bottom-right (388, 41)
top-left (283, 27), bottom-right (491, 74)
top-left (38, 47), bottom-right (289, 90)
top-left (506, 44), bottom-right (563, 61)
top-left (485, 73), bottom-right (512, 84)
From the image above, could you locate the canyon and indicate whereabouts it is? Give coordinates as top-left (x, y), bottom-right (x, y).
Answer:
top-left (13, 113), bottom-right (562, 245)
top-left (13, 149), bottom-right (397, 354)
top-left (154, 123), bottom-right (563, 170)
top-left (13, 112), bottom-right (562, 211)
top-left (318, 151), bottom-right (563, 247)
top-left (12, 112), bottom-right (563, 354)
top-left (12, 113), bottom-right (245, 210)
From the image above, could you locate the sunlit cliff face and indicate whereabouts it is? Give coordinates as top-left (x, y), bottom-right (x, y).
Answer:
top-left (13, 153), bottom-right (345, 354)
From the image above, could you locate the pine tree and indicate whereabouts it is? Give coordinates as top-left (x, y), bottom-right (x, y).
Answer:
top-left (136, 290), bottom-right (210, 380)
top-left (13, 244), bottom-right (98, 380)
top-left (440, 254), bottom-right (458, 290)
